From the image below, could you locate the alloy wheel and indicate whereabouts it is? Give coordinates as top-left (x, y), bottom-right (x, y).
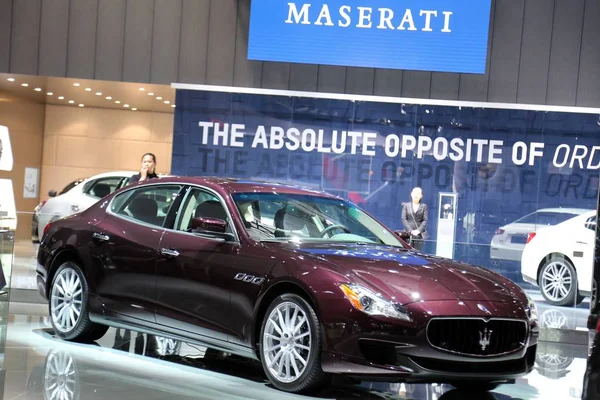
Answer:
top-left (262, 301), bottom-right (312, 384)
top-left (44, 351), bottom-right (79, 400)
top-left (541, 261), bottom-right (573, 303)
top-left (50, 268), bottom-right (83, 333)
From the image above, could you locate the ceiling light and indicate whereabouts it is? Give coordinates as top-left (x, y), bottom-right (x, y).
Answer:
top-left (78, 104), bottom-right (84, 107)
top-left (58, 96), bottom-right (64, 100)
top-left (34, 88), bottom-right (42, 92)
top-left (123, 104), bottom-right (129, 108)
top-left (95, 92), bottom-right (102, 96)
top-left (156, 96), bottom-right (162, 100)
top-left (73, 83), bottom-right (80, 87)
top-left (171, 104), bottom-right (176, 108)
top-left (148, 92), bottom-right (154, 96)
top-left (68, 100), bottom-right (74, 104)
top-left (6, 78), bottom-right (14, 82)
top-left (47, 92), bottom-right (53, 96)
top-left (106, 96), bottom-right (112, 100)
top-left (164, 100), bottom-right (170, 104)
top-left (132, 108), bottom-right (137, 111)
top-left (138, 88), bottom-right (145, 91)
top-left (85, 88), bottom-right (92, 92)
top-left (115, 100), bottom-right (120, 104)
top-left (21, 83), bottom-right (28, 87)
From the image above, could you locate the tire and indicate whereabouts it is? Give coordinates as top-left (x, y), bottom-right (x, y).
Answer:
top-left (259, 293), bottom-right (329, 393)
top-left (451, 382), bottom-right (502, 392)
top-left (49, 262), bottom-right (108, 342)
top-left (538, 255), bottom-right (584, 307)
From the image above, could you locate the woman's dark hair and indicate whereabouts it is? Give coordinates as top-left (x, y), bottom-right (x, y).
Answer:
top-left (141, 152), bottom-right (156, 162)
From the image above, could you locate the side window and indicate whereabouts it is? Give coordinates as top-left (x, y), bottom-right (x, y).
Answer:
top-left (84, 177), bottom-right (126, 199)
top-left (110, 185), bottom-right (183, 227)
top-left (174, 188), bottom-right (231, 233)
top-left (585, 216), bottom-right (597, 231)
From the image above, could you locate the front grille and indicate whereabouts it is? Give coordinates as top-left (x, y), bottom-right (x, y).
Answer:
top-left (427, 318), bottom-right (527, 357)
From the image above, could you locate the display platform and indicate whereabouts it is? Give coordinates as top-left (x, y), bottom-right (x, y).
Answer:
top-left (2, 302), bottom-right (591, 400)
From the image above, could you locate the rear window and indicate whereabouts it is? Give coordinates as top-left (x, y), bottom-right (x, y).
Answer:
top-left (516, 211), bottom-right (578, 226)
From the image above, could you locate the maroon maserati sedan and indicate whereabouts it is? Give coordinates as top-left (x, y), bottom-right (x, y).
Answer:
top-left (36, 176), bottom-right (539, 394)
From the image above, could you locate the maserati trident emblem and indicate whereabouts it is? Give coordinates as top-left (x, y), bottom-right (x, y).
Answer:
top-left (479, 328), bottom-right (493, 351)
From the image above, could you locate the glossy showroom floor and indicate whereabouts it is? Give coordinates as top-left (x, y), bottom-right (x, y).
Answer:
top-left (0, 297), bottom-right (590, 400)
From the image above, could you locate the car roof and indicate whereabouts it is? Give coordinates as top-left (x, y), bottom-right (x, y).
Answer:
top-left (532, 207), bottom-right (593, 214)
top-left (86, 170), bottom-right (138, 179)
top-left (152, 176), bottom-right (340, 199)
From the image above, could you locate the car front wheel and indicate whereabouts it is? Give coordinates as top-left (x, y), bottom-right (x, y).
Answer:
top-left (49, 262), bottom-right (108, 342)
top-left (259, 293), bottom-right (328, 393)
top-left (538, 256), bottom-right (584, 307)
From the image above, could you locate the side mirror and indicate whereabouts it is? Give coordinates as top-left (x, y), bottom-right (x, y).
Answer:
top-left (48, 190), bottom-right (57, 198)
top-left (191, 217), bottom-right (228, 234)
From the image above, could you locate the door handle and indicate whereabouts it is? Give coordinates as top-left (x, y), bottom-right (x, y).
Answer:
top-left (92, 232), bottom-right (110, 242)
top-left (71, 204), bottom-right (80, 212)
top-left (160, 248), bottom-right (179, 258)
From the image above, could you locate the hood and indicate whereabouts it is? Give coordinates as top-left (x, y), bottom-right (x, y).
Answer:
top-left (269, 242), bottom-right (523, 305)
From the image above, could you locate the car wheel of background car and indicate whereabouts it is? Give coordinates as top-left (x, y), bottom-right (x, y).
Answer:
top-left (259, 293), bottom-right (328, 393)
top-left (451, 381), bottom-right (501, 392)
top-left (538, 256), bottom-right (584, 307)
top-left (49, 261), bottom-right (108, 342)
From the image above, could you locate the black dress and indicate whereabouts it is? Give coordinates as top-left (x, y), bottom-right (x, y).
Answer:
top-left (129, 172), bottom-right (159, 184)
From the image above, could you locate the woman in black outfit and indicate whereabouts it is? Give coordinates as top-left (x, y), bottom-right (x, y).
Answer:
top-left (129, 153), bottom-right (159, 183)
top-left (401, 187), bottom-right (429, 251)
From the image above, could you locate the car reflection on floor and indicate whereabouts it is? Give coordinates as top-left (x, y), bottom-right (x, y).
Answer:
top-left (16, 326), bottom-right (538, 400)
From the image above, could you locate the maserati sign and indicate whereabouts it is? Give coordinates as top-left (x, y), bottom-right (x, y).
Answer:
top-left (248, 0), bottom-right (493, 74)
top-left (479, 327), bottom-right (493, 351)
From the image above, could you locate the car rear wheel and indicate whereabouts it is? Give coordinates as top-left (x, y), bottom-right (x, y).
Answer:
top-left (49, 262), bottom-right (108, 342)
top-left (259, 293), bottom-right (329, 393)
top-left (538, 256), bottom-right (584, 307)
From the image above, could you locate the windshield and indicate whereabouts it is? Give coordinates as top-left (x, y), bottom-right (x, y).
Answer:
top-left (232, 192), bottom-right (407, 247)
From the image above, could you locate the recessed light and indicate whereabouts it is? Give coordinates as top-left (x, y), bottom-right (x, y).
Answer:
top-left (164, 100), bottom-right (170, 104)
top-left (21, 83), bottom-right (28, 87)
top-left (132, 108), bottom-right (137, 111)
top-left (138, 88), bottom-right (145, 91)
top-left (106, 96), bottom-right (112, 100)
top-left (34, 88), bottom-right (42, 92)
top-left (68, 100), bottom-right (75, 104)
top-left (115, 100), bottom-right (120, 104)
top-left (47, 92), bottom-right (53, 96)
top-left (78, 104), bottom-right (84, 107)
top-left (123, 104), bottom-right (129, 108)
top-left (58, 96), bottom-right (64, 100)
top-left (95, 92), bottom-right (102, 96)
top-left (85, 88), bottom-right (92, 92)
top-left (171, 104), bottom-right (176, 108)
top-left (73, 83), bottom-right (80, 87)
top-left (148, 92), bottom-right (154, 96)
top-left (156, 96), bottom-right (162, 100)
top-left (7, 78), bottom-right (14, 82)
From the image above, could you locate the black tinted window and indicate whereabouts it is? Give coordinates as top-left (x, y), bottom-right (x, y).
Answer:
top-left (110, 185), bottom-right (183, 227)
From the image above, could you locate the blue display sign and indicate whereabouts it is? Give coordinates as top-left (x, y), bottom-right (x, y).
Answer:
top-left (248, 0), bottom-right (493, 74)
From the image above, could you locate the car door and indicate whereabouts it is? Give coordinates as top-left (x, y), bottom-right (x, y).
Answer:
top-left (154, 186), bottom-right (241, 342)
top-left (88, 183), bottom-right (185, 324)
top-left (574, 215), bottom-right (597, 292)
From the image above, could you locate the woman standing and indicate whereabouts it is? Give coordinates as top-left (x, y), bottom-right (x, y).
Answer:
top-left (129, 153), bottom-right (159, 183)
top-left (401, 187), bottom-right (429, 250)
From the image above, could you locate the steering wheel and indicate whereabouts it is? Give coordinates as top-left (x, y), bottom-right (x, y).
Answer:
top-left (319, 224), bottom-right (351, 237)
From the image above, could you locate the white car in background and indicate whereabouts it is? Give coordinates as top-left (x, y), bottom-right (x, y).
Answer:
top-left (491, 208), bottom-right (592, 263)
top-left (521, 210), bottom-right (597, 306)
top-left (32, 171), bottom-right (137, 242)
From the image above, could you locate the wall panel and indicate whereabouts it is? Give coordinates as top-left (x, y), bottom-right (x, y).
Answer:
top-left (9, 0), bottom-right (41, 75)
top-left (317, 66), bottom-right (346, 94)
top-left (151, 0), bottom-right (182, 85)
top-left (38, 0), bottom-right (69, 78)
top-left (178, 0), bottom-right (210, 84)
top-left (122, 0), bottom-right (154, 83)
top-left (546, 0), bottom-right (585, 106)
top-left (95, 0), bottom-right (126, 81)
top-left (67, 0), bottom-right (98, 79)
top-left (373, 70), bottom-right (403, 98)
top-left (233, 0), bottom-right (262, 87)
top-left (0, 0), bottom-right (11, 72)
top-left (206, 0), bottom-right (237, 86)
top-left (345, 68), bottom-right (374, 96)
top-left (576, 0), bottom-right (600, 107)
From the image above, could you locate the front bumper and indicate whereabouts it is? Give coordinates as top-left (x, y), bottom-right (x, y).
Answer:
top-left (320, 300), bottom-right (538, 382)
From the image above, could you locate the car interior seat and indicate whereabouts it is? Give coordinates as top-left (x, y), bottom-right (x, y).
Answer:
top-left (274, 205), bottom-right (319, 238)
top-left (92, 183), bottom-right (112, 198)
top-left (128, 196), bottom-right (160, 225)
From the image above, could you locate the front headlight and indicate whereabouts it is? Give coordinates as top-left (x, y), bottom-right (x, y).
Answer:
top-left (339, 283), bottom-right (411, 321)
top-left (526, 295), bottom-right (538, 322)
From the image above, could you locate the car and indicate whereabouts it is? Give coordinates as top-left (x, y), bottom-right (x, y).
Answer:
top-left (32, 171), bottom-right (136, 242)
top-left (491, 208), bottom-right (592, 263)
top-left (521, 210), bottom-right (597, 307)
top-left (36, 177), bottom-right (539, 394)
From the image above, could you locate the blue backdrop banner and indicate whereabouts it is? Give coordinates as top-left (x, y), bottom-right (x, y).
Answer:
top-left (248, 0), bottom-right (493, 73)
